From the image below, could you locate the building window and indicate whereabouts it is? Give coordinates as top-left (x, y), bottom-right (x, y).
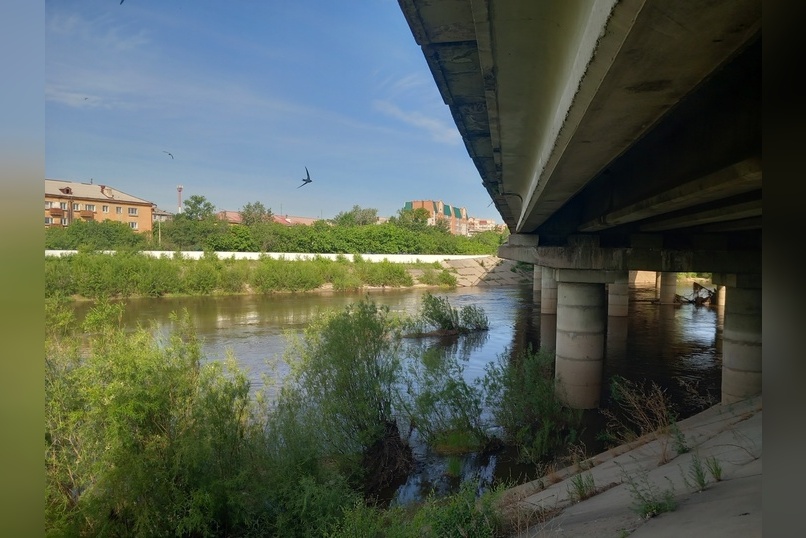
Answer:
top-left (116, 207), bottom-right (122, 214)
top-left (102, 205), bottom-right (109, 213)
top-left (85, 204), bottom-right (95, 211)
top-left (128, 207), bottom-right (138, 216)
top-left (45, 201), bottom-right (52, 209)
top-left (61, 218), bottom-right (68, 225)
top-left (129, 222), bottom-right (138, 229)
top-left (60, 202), bottom-right (68, 210)
top-left (45, 217), bottom-right (53, 224)
top-left (73, 203), bottom-right (80, 211)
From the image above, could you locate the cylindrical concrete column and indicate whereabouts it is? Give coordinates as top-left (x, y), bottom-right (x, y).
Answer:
top-left (721, 286), bottom-right (762, 404)
top-left (714, 286), bottom-right (725, 354)
top-left (540, 314), bottom-right (556, 352)
top-left (541, 268), bottom-right (557, 314)
top-left (659, 272), bottom-right (677, 304)
top-left (608, 271), bottom-right (630, 317)
top-left (606, 315), bottom-right (629, 358)
top-left (533, 265), bottom-right (543, 304)
top-left (555, 281), bottom-right (607, 409)
top-left (714, 285), bottom-right (726, 307)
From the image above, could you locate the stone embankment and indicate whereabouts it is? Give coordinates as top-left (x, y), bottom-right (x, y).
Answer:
top-left (438, 256), bottom-right (533, 287)
top-left (498, 396), bottom-right (762, 537)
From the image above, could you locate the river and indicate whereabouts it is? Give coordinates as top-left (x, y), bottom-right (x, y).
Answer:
top-left (69, 279), bottom-right (722, 505)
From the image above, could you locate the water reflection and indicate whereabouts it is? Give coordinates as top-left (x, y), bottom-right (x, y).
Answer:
top-left (70, 281), bottom-right (722, 505)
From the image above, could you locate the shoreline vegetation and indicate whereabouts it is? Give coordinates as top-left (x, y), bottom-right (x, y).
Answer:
top-left (45, 250), bottom-right (532, 301)
top-left (46, 292), bottom-right (552, 536)
top-left (45, 217), bottom-right (715, 535)
top-left (47, 290), bottom-right (711, 536)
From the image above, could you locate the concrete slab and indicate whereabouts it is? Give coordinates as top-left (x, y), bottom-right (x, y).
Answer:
top-left (499, 397), bottom-right (762, 537)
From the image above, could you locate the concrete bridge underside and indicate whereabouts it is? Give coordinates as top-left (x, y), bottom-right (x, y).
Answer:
top-left (398, 0), bottom-right (761, 408)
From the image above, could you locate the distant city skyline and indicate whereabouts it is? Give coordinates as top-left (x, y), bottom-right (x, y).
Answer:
top-left (45, 1), bottom-right (502, 222)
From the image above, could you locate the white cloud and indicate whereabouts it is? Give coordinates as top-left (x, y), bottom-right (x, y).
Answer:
top-left (373, 100), bottom-right (460, 144)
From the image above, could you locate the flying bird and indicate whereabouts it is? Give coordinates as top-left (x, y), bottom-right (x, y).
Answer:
top-left (297, 167), bottom-right (312, 188)
top-left (163, 151), bottom-right (174, 159)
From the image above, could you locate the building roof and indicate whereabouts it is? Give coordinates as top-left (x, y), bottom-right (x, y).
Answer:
top-left (45, 179), bottom-right (152, 205)
top-left (215, 210), bottom-right (318, 226)
top-left (273, 215), bottom-right (318, 226)
top-left (216, 210), bottom-right (243, 224)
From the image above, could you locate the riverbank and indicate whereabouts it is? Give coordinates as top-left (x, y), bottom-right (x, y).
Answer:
top-left (46, 252), bottom-right (535, 302)
top-left (497, 396), bottom-right (761, 537)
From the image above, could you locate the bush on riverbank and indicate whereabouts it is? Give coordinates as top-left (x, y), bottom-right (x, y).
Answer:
top-left (45, 251), bottom-right (458, 299)
top-left (46, 214), bottom-right (509, 256)
top-left (46, 296), bottom-right (515, 537)
top-left (481, 346), bottom-right (583, 464)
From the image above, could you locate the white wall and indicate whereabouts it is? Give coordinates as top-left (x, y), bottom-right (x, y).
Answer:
top-left (45, 250), bottom-right (489, 264)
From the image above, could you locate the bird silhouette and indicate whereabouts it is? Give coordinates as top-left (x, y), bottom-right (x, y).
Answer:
top-left (297, 167), bottom-right (312, 188)
top-left (163, 151), bottom-right (174, 159)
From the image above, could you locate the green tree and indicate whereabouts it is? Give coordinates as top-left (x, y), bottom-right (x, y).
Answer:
top-left (180, 194), bottom-right (216, 221)
top-left (332, 205), bottom-right (378, 227)
top-left (390, 207), bottom-right (431, 232)
top-left (239, 201), bottom-right (273, 227)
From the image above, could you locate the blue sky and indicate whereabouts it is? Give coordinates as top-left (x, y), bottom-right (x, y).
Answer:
top-left (45, 0), bottom-right (501, 221)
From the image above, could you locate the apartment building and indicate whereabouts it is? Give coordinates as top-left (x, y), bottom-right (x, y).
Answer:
top-left (405, 200), bottom-right (469, 235)
top-left (467, 216), bottom-right (503, 235)
top-left (45, 179), bottom-right (154, 233)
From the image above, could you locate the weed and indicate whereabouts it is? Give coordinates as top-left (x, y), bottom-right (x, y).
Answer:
top-left (705, 456), bottom-right (723, 481)
top-left (682, 453), bottom-right (709, 492)
top-left (670, 421), bottom-right (690, 454)
top-left (601, 376), bottom-right (680, 463)
top-left (618, 461), bottom-right (677, 519)
top-left (567, 472), bottom-right (596, 502)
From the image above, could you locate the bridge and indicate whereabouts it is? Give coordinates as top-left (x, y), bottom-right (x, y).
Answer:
top-left (398, 0), bottom-right (761, 408)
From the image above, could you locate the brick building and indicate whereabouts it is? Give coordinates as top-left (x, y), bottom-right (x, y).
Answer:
top-left (405, 200), bottom-right (469, 235)
top-left (45, 179), bottom-right (154, 233)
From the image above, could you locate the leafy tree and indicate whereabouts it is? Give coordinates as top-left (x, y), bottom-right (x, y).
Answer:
top-left (179, 194), bottom-right (216, 221)
top-left (433, 217), bottom-right (451, 234)
top-left (239, 201), bottom-right (273, 227)
top-left (390, 207), bottom-right (431, 232)
top-left (332, 205), bottom-right (379, 227)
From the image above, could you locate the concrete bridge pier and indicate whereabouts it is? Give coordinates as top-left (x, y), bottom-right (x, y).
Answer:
top-left (715, 274), bottom-right (762, 403)
top-left (607, 271), bottom-right (630, 317)
top-left (554, 270), bottom-right (610, 409)
top-left (533, 265), bottom-right (543, 306)
top-left (659, 272), bottom-right (678, 304)
top-left (606, 315), bottom-right (629, 358)
top-left (714, 285), bottom-right (727, 307)
top-left (541, 268), bottom-right (557, 314)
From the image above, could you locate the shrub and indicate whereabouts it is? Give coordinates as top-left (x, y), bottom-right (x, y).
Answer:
top-left (46, 308), bottom-right (273, 536)
top-left (481, 346), bottom-right (582, 463)
top-left (281, 298), bottom-right (412, 495)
